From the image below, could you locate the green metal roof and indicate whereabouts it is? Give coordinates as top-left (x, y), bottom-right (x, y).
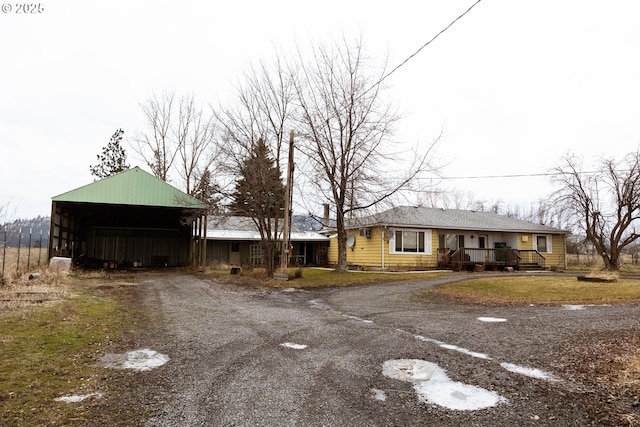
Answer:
top-left (52, 167), bottom-right (207, 209)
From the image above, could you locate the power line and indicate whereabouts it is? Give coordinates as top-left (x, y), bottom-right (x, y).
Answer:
top-left (419, 170), bottom-right (607, 181)
top-left (375, 0), bottom-right (484, 88)
top-left (436, 172), bottom-right (556, 180)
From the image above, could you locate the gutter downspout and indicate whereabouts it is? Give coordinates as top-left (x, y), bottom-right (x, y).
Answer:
top-left (381, 225), bottom-right (387, 270)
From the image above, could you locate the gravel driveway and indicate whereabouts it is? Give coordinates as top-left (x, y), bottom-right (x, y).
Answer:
top-left (108, 272), bottom-right (639, 426)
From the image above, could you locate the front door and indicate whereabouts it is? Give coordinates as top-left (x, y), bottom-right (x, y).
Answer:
top-left (230, 241), bottom-right (241, 265)
top-left (478, 235), bottom-right (488, 249)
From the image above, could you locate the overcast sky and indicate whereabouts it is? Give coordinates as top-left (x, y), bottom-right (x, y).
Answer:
top-left (1, 0), bottom-right (639, 219)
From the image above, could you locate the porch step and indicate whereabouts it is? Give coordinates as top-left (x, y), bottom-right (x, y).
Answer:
top-left (519, 262), bottom-right (545, 271)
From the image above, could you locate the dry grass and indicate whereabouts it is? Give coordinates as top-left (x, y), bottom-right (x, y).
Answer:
top-left (566, 253), bottom-right (640, 275)
top-left (207, 265), bottom-right (448, 289)
top-left (0, 246), bottom-right (49, 276)
top-left (0, 269), bottom-right (150, 426)
top-left (421, 275), bottom-right (640, 305)
top-left (0, 265), bottom-right (72, 310)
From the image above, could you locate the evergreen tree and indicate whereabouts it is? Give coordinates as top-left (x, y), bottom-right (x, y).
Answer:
top-left (90, 129), bottom-right (130, 179)
top-left (230, 138), bottom-right (286, 275)
top-left (193, 168), bottom-right (222, 214)
top-left (230, 138), bottom-right (286, 218)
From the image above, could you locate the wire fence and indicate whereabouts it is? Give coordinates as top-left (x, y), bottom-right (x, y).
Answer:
top-left (1, 230), bottom-right (49, 274)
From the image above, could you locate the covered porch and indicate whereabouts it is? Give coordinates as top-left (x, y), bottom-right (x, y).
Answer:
top-left (438, 248), bottom-right (546, 271)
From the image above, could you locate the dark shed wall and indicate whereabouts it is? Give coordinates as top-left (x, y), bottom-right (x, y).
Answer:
top-left (88, 228), bottom-right (191, 267)
top-left (207, 241), bottom-right (231, 264)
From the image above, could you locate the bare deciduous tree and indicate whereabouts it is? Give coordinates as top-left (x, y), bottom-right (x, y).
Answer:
top-left (215, 57), bottom-right (296, 276)
top-left (133, 91), bottom-right (224, 209)
top-left (551, 150), bottom-right (640, 270)
top-left (174, 94), bottom-right (221, 197)
top-left (134, 91), bottom-right (177, 182)
top-left (292, 37), bottom-right (438, 270)
top-left (216, 57), bottom-right (295, 172)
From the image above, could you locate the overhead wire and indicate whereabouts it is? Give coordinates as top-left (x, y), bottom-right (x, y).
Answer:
top-left (370, 0), bottom-right (484, 91)
top-left (420, 170), bottom-right (611, 181)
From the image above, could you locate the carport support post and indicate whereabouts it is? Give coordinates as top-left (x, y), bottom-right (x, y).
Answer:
top-left (200, 213), bottom-right (207, 270)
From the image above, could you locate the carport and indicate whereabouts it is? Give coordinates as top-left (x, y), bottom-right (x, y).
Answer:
top-left (48, 167), bottom-right (208, 268)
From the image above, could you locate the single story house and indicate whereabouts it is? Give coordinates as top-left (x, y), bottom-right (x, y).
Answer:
top-left (206, 216), bottom-right (329, 267)
top-left (49, 167), bottom-right (208, 268)
top-left (328, 206), bottom-right (570, 271)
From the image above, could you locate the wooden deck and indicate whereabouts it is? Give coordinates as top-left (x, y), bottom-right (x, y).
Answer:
top-left (438, 248), bottom-right (546, 271)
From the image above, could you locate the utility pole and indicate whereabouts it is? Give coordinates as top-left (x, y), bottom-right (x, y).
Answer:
top-left (278, 131), bottom-right (295, 279)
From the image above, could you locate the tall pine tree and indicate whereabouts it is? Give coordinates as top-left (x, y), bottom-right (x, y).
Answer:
top-left (230, 138), bottom-right (286, 275)
top-left (90, 129), bottom-right (130, 179)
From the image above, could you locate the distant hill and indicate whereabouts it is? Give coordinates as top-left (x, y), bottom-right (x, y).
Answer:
top-left (292, 214), bottom-right (333, 231)
top-left (1, 216), bottom-right (50, 247)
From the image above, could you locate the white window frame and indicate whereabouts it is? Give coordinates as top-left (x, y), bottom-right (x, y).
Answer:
top-left (534, 234), bottom-right (552, 254)
top-left (390, 229), bottom-right (432, 255)
top-left (249, 243), bottom-right (263, 265)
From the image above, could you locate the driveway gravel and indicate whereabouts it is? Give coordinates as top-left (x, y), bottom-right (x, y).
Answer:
top-left (96, 272), bottom-right (640, 426)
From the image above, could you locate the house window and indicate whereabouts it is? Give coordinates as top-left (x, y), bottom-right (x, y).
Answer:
top-left (394, 230), bottom-right (427, 253)
top-left (249, 244), bottom-right (263, 265)
top-left (535, 235), bottom-right (551, 253)
top-left (438, 233), bottom-right (460, 250)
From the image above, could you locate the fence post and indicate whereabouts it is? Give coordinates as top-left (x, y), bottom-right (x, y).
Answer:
top-left (1, 230), bottom-right (6, 274)
top-left (27, 228), bottom-right (32, 268)
top-left (38, 230), bottom-right (43, 266)
top-left (16, 228), bottom-right (22, 272)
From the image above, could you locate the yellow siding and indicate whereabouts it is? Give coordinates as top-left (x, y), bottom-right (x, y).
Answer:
top-left (516, 233), bottom-right (534, 251)
top-left (345, 227), bottom-right (382, 267)
top-left (329, 229), bottom-right (567, 270)
top-left (327, 234), bottom-right (339, 266)
top-left (547, 234), bottom-right (566, 268)
top-left (383, 229), bottom-right (438, 269)
top-left (516, 232), bottom-right (566, 269)
top-left (328, 228), bottom-right (439, 269)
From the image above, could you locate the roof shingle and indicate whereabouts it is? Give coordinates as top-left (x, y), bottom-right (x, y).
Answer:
top-left (350, 206), bottom-right (569, 234)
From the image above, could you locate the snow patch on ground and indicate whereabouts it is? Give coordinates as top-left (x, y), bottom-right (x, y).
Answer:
top-left (280, 288), bottom-right (307, 293)
top-left (100, 349), bottom-right (169, 371)
top-left (562, 304), bottom-right (610, 310)
top-left (438, 343), bottom-right (490, 360)
top-left (478, 317), bottom-right (507, 322)
top-left (414, 335), bottom-right (444, 346)
top-left (414, 335), bottom-right (490, 360)
top-left (370, 388), bottom-right (387, 401)
top-left (382, 359), bottom-right (507, 411)
top-left (562, 304), bottom-right (591, 310)
top-left (345, 315), bottom-right (374, 324)
top-left (500, 362), bottom-right (559, 381)
top-left (55, 392), bottom-right (103, 403)
top-left (308, 299), bottom-right (332, 310)
top-left (280, 342), bottom-right (308, 350)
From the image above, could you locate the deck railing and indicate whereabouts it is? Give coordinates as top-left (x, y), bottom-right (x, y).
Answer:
top-left (517, 250), bottom-right (546, 268)
top-left (443, 247), bottom-right (549, 270)
top-left (450, 248), bottom-right (520, 266)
